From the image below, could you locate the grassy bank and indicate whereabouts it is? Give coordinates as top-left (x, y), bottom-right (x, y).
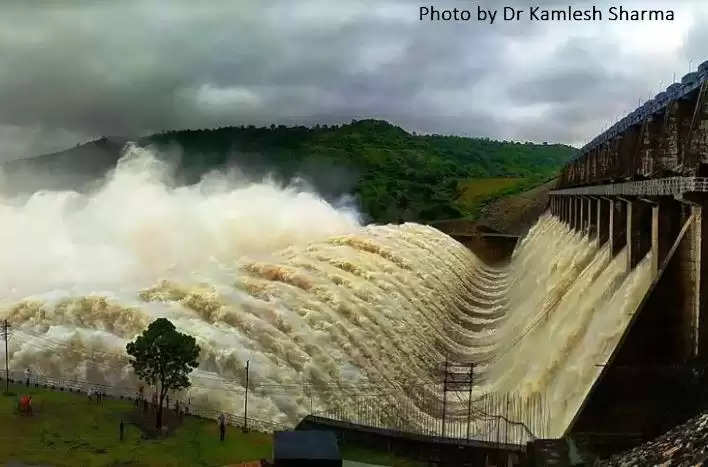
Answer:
top-left (0, 383), bottom-right (271, 466)
top-left (455, 177), bottom-right (525, 218)
top-left (0, 384), bottom-right (425, 466)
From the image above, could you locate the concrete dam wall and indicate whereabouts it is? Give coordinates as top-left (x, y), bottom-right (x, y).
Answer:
top-left (545, 58), bottom-right (708, 455)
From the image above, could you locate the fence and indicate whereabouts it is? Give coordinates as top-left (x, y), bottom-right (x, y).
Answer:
top-left (312, 387), bottom-right (547, 446)
top-left (1, 367), bottom-right (546, 445)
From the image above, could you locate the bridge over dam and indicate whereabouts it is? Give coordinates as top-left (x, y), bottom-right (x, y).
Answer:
top-left (546, 59), bottom-right (708, 457)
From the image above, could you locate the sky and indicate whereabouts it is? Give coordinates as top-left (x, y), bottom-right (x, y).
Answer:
top-left (1, 0), bottom-right (707, 161)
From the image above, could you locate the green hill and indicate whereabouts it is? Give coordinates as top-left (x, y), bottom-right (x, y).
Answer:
top-left (1, 119), bottom-right (577, 223)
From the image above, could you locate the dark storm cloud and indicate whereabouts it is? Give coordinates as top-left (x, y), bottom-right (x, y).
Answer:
top-left (682, 8), bottom-right (708, 63)
top-left (508, 38), bottom-right (627, 105)
top-left (505, 35), bottom-right (650, 144)
top-left (0, 0), bottom-right (707, 161)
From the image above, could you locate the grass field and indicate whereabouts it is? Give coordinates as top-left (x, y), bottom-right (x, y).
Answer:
top-left (0, 384), bottom-right (424, 466)
top-left (455, 177), bottom-right (526, 217)
top-left (0, 383), bottom-right (271, 466)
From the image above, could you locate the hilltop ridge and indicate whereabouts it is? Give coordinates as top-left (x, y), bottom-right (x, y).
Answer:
top-left (1, 120), bottom-right (576, 223)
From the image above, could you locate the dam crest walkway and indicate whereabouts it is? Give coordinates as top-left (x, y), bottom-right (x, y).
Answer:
top-left (550, 176), bottom-right (708, 197)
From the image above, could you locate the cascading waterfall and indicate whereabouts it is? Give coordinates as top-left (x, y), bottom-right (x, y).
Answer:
top-left (0, 145), bottom-right (653, 440)
top-left (481, 215), bottom-right (653, 437)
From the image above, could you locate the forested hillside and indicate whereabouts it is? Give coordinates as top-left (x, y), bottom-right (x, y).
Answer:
top-left (1, 119), bottom-right (576, 223)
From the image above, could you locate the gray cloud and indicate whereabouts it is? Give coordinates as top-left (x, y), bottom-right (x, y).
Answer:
top-left (1, 0), bottom-right (707, 161)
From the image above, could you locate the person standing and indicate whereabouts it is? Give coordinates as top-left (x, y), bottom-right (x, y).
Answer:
top-left (24, 368), bottom-right (31, 387)
top-left (218, 413), bottom-right (226, 442)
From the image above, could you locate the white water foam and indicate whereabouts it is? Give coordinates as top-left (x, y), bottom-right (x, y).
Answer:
top-left (0, 146), bottom-right (653, 438)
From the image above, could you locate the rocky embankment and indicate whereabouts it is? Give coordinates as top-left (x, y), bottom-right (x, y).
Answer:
top-left (433, 179), bottom-right (557, 237)
top-left (478, 179), bottom-right (556, 235)
top-left (597, 412), bottom-right (708, 466)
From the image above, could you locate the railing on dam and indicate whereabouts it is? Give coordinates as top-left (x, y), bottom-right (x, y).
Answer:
top-left (298, 415), bottom-right (526, 452)
top-left (557, 59), bottom-right (708, 188)
top-left (311, 389), bottom-right (548, 446)
top-left (579, 66), bottom-right (708, 156)
top-left (550, 176), bottom-right (708, 197)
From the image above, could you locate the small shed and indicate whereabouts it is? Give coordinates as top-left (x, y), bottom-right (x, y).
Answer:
top-left (273, 430), bottom-right (342, 467)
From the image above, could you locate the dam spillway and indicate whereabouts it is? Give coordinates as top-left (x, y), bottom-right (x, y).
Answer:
top-left (0, 214), bottom-right (652, 440)
top-left (0, 148), bottom-right (658, 444)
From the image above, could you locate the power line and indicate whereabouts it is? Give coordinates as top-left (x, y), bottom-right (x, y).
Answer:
top-left (4, 321), bottom-right (543, 440)
top-left (11, 327), bottom-right (444, 393)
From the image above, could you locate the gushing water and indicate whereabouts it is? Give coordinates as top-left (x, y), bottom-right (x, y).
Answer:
top-left (483, 215), bottom-right (653, 437)
top-left (0, 146), bottom-right (653, 439)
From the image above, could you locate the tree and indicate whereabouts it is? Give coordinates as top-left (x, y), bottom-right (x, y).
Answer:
top-left (126, 318), bottom-right (200, 430)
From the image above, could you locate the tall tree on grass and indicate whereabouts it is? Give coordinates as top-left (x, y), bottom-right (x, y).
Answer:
top-left (126, 318), bottom-right (200, 429)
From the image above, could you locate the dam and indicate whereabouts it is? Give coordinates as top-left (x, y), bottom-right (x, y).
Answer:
top-left (1, 62), bottom-right (708, 465)
top-left (0, 154), bottom-right (666, 458)
top-left (546, 59), bottom-right (708, 456)
top-left (308, 59), bottom-right (708, 460)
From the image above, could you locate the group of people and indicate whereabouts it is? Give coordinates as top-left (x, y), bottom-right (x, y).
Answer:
top-left (15, 373), bottom-right (230, 442)
top-left (133, 387), bottom-right (191, 418)
top-left (15, 369), bottom-right (229, 443)
top-left (87, 387), bottom-right (105, 404)
top-left (132, 386), bottom-right (227, 441)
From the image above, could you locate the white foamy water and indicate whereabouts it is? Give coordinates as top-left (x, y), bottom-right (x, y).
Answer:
top-left (482, 215), bottom-right (653, 437)
top-left (0, 146), bottom-right (653, 440)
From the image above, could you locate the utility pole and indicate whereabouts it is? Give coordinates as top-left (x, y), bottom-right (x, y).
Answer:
top-left (441, 358), bottom-right (448, 437)
top-left (3, 320), bottom-right (9, 394)
top-left (440, 360), bottom-right (474, 439)
top-left (243, 360), bottom-right (249, 432)
top-left (466, 364), bottom-right (473, 440)
top-left (504, 394), bottom-right (510, 444)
